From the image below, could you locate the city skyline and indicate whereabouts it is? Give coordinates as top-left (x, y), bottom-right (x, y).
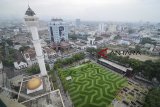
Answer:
top-left (0, 1), bottom-right (160, 106)
top-left (0, 0), bottom-right (160, 22)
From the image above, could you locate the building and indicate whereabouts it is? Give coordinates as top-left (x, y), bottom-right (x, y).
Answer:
top-left (129, 34), bottom-right (141, 44)
top-left (97, 58), bottom-right (132, 75)
top-left (14, 62), bottom-right (27, 70)
top-left (13, 28), bottom-right (20, 35)
top-left (23, 47), bottom-right (56, 66)
top-left (0, 5), bottom-right (64, 107)
top-left (108, 24), bottom-right (117, 32)
top-left (87, 35), bottom-right (97, 48)
top-left (49, 18), bottom-right (70, 50)
top-left (49, 18), bottom-right (68, 43)
top-left (74, 40), bottom-right (87, 49)
top-left (98, 23), bottom-right (106, 34)
top-left (14, 45), bottom-right (22, 50)
top-left (75, 19), bottom-right (81, 27)
top-left (118, 40), bottom-right (131, 45)
top-left (94, 36), bottom-right (104, 46)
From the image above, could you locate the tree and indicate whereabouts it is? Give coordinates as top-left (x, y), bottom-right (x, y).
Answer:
top-left (6, 39), bottom-right (13, 46)
top-left (128, 29), bottom-right (135, 34)
top-left (2, 58), bottom-right (14, 67)
top-left (54, 62), bottom-right (62, 70)
top-left (86, 47), bottom-right (97, 55)
top-left (54, 53), bottom-right (85, 69)
top-left (68, 34), bottom-right (77, 40)
top-left (140, 37), bottom-right (156, 45)
top-left (114, 35), bottom-right (122, 40)
top-left (128, 58), bottom-right (142, 73)
top-left (27, 65), bottom-right (40, 74)
top-left (106, 52), bottom-right (160, 80)
top-left (19, 46), bottom-right (30, 52)
top-left (144, 88), bottom-right (160, 107)
top-left (46, 64), bottom-right (50, 71)
top-left (135, 45), bottom-right (141, 52)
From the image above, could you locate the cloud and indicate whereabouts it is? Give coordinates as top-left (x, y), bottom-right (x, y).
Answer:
top-left (0, 0), bottom-right (160, 22)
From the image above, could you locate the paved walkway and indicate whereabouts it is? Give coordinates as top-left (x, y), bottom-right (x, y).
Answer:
top-left (0, 86), bottom-right (32, 100)
top-left (54, 70), bottom-right (73, 107)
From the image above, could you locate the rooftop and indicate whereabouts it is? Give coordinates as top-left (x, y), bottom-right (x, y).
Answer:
top-left (51, 18), bottom-right (63, 22)
top-left (99, 58), bottom-right (132, 72)
top-left (25, 6), bottom-right (36, 16)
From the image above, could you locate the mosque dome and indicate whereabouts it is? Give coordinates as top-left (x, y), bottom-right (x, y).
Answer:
top-left (27, 77), bottom-right (42, 90)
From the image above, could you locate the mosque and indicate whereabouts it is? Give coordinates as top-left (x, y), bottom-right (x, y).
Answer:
top-left (18, 6), bottom-right (64, 107)
top-left (24, 5), bottom-right (47, 94)
top-left (0, 6), bottom-right (64, 107)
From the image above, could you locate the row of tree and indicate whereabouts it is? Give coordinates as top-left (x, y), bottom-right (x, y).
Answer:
top-left (0, 39), bottom-right (15, 67)
top-left (54, 52), bottom-right (85, 70)
top-left (68, 34), bottom-right (77, 40)
top-left (27, 64), bottom-right (50, 75)
top-left (107, 53), bottom-right (160, 81)
top-left (2, 48), bottom-right (16, 67)
top-left (52, 53), bottom-right (85, 92)
top-left (140, 37), bottom-right (157, 45)
top-left (86, 47), bottom-right (160, 81)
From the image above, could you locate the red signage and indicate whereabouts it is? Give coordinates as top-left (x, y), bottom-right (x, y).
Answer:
top-left (98, 48), bottom-right (108, 59)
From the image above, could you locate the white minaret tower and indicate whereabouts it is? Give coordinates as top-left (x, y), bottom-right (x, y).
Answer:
top-left (24, 6), bottom-right (47, 76)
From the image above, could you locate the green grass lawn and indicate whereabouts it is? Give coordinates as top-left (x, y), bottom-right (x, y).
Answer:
top-left (59, 63), bottom-right (127, 107)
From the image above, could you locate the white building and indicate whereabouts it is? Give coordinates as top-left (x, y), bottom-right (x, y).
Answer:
top-left (14, 45), bottom-right (22, 50)
top-left (41, 39), bottom-right (47, 47)
top-left (87, 36), bottom-right (97, 48)
top-left (75, 19), bottom-right (81, 27)
top-left (108, 24), bottom-right (117, 32)
top-left (118, 40), bottom-right (131, 45)
top-left (13, 28), bottom-right (19, 35)
top-left (14, 62), bottom-right (27, 70)
top-left (98, 23), bottom-right (106, 33)
top-left (49, 19), bottom-right (69, 44)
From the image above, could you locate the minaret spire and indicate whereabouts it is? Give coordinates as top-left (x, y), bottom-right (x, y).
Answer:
top-left (27, 0), bottom-right (30, 8)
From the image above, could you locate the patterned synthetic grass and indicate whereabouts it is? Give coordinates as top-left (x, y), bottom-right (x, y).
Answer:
top-left (59, 63), bottom-right (128, 107)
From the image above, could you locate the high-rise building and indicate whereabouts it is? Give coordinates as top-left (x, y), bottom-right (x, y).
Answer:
top-left (24, 6), bottom-right (47, 76)
top-left (98, 23), bottom-right (105, 33)
top-left (49, 18), bottom-right (68, 44)
top-left (108, 24), bottom-right (117, 32)
top-left (75, 19), bottom-right (81, 27)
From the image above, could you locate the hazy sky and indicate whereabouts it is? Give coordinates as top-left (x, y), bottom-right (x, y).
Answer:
top-left (0, 0), bottom-right (160, 22)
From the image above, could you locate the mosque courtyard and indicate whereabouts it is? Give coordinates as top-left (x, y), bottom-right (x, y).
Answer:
top-left (58, 63), bottom-right (128, 107)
